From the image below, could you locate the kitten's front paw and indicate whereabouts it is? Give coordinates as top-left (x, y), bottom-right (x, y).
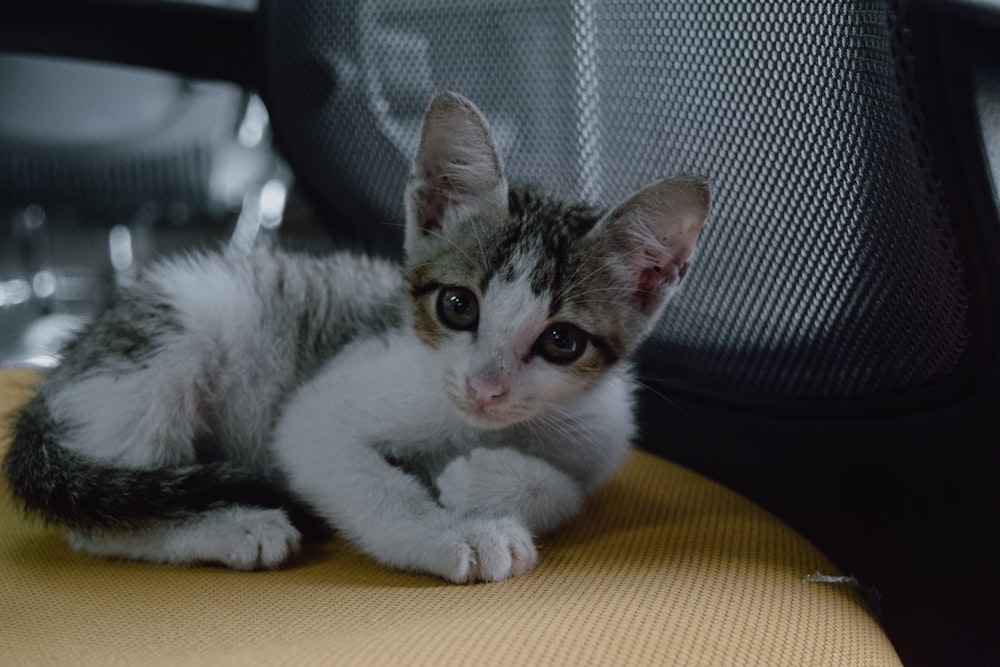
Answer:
top-left (466, 517), bottom-right (538, 582)
top-left (210, 507), bottom-right (302, 571)
top-left (440, 517), bottom-right (537, 584)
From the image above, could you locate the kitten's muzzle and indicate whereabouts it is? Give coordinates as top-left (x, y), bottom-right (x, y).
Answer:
top-left (466, 375), bottom-right (509, 408)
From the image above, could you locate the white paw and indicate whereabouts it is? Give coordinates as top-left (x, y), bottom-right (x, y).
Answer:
top-left (208, 507), bottom-right (302, 571)
top-left (438, 517), bottom-right (537, 584)
top-left (64, 506), bottom-right (302, 571)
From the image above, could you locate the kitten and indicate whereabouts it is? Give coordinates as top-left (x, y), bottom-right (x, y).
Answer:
top-left (2, 92), bottom-right (709, 583)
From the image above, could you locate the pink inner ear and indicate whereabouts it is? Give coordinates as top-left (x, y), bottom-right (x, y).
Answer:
top-left (636, 267), bottom-right (663, 295)
top-left (413, 175), bottom-right (462, 235)
top-left (636, 258), bottom-right (690, 298)
top-left (417, 190), bottom-right (447, 235)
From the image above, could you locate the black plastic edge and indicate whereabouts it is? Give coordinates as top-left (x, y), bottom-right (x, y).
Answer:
top-left (918, 0), bottom-right (1000, 26)
top-left (0, 0), bottom-right (262, 88)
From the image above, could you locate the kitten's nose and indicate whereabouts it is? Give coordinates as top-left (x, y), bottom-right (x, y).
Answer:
top-left (466, 375), bottom-right (508, 406)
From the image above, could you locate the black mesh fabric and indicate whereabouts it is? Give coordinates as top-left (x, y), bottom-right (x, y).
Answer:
top-left (263, 0), bottom-right (971, 401)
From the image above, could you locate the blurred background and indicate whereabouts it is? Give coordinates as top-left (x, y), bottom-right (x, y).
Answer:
top-left (0, 15), bottom-right (296, 367)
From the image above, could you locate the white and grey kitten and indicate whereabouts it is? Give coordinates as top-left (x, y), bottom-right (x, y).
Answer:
top-left (3, 92), bottom-right (709, 583)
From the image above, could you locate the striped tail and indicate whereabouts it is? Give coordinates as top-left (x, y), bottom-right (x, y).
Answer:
top-left (3, 394), bottom-right (326, 536)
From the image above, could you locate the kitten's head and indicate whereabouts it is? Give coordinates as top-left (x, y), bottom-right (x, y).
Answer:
top-left (404, 92), bottom-right (709, 429)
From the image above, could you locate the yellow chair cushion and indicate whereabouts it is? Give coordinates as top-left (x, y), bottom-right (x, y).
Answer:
top-left (0, 369), bottom-right (900, 666)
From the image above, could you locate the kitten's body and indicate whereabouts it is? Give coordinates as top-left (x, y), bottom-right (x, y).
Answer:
top-left (3, 93), bottom-right (708, 582)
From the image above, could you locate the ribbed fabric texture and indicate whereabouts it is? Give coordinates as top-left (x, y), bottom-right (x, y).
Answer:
top-left (0, 370), bottom-right (899, 666)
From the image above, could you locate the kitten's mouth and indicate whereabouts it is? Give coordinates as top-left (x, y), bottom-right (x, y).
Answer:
top-left (464, 405), bottom-right (514, 429)
top-left (449, 395), bottom-right (525, 430)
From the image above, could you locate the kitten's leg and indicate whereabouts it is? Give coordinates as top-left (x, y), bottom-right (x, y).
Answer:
top-left (49, 367), bottom-right (205, 467)
top-left (65, 506), bottom-right (301, 571)
top-left (436, 448), bottom-right (585, 536)
top-left (347, 464), bottom-right (537, 583)
top-left (284, 443), bottom-right (536, 583)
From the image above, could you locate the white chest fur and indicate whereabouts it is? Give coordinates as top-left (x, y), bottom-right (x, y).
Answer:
top-left (275, 327), bottom-right (635, 490)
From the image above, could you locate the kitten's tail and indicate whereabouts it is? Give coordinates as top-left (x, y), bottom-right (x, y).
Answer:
top-left (3, 394), bottom-right (324, 534)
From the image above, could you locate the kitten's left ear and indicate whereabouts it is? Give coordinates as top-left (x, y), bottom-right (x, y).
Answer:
top-left (405, 92), bottom-right (508, 254)
top-left (600, 175), bottom-right (710, 314)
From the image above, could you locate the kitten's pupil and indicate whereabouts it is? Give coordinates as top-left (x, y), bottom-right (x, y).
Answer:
top-left (437, 286), bottom-right (479, 331)
top-left (536, 323), bottom-right (588, 364)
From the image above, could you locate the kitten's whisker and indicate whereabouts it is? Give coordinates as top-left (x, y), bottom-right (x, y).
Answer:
top-left (528, 414), bottom-right (576, 446)
top-left (532, 403), bottom-right (601, 444)
top-left (560, 248), bottom-right (614, 295)
top-left (469, 216), bottom-right (489, 270)
top-left (632, 377), bottom-right (695, 420)
top-left (567, 299), bottom-right (638, 308)
top-left (577, 243), bottom-right (655, 289)
top-left (558, 243), bottom-right (652, 299)
top-left (566, 286), bottom-right (634, 298)
top-left (420, 227), bottom-right (478, 267)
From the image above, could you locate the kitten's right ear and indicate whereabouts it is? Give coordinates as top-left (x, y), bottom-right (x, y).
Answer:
top-left (599, 175), bottom-right (710, 316)
top-left (405, 92), bottom-right (508, 253)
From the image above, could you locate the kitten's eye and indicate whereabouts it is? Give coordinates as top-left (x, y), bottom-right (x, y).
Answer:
top-left (437, 286), bottom-right (480, 331)
top-left (535, 323), bottom-right (589, 364)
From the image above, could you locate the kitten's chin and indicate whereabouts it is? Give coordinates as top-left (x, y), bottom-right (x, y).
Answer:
top-left (449, 398), bottom-right (532, 431)
top-left (456, 407), bottom-right (520, 430)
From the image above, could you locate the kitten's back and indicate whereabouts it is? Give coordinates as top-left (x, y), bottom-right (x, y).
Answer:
top-left (4, 248), bottom-right (403, 531)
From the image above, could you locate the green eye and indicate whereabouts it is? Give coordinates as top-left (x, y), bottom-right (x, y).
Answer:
top-left (437, 286), bottom-right (480, 331)
top-left (535, 323), bottom-right (589, 364)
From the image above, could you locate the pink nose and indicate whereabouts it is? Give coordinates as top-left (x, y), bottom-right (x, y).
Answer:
top-left (466, 375), bottom-right (508, 406)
